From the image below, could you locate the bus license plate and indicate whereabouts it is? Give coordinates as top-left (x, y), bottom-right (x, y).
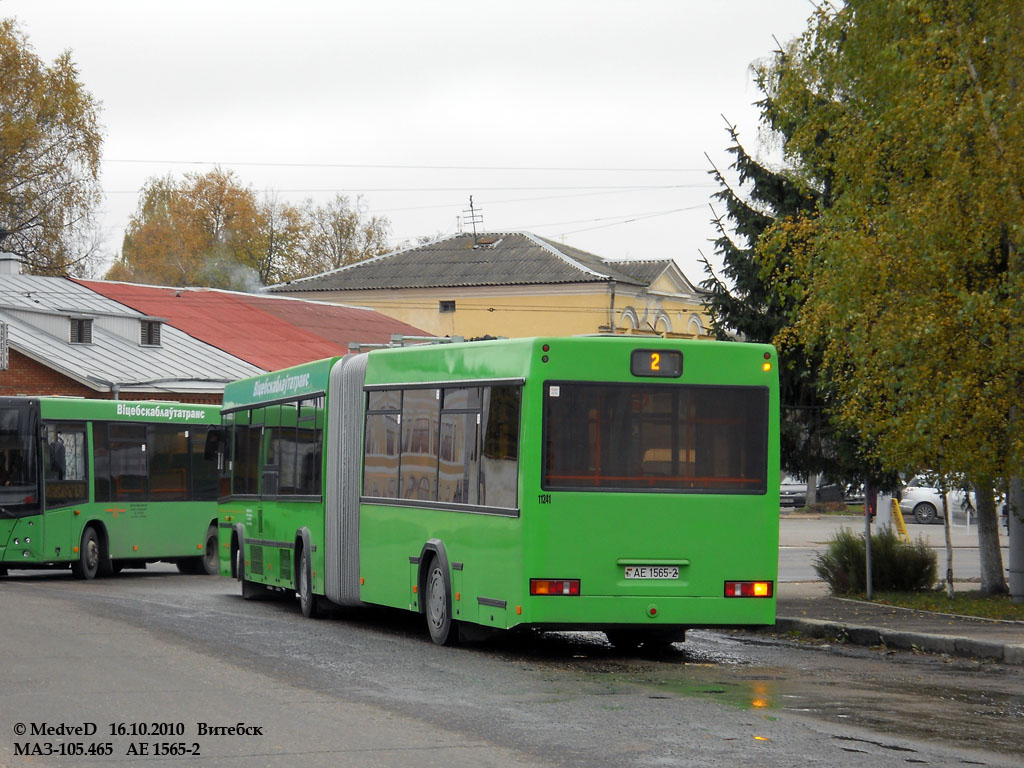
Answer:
top-left (624, 566), bottom-right (679, 580)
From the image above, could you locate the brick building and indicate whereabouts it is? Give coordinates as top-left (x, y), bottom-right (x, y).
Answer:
top-left (1, 254), bottom-right (261, 403)
top-left (1, 252), bottom-right (428, 404)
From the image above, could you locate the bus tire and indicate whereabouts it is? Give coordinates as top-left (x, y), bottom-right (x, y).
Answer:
top-left (297, 546), bottom-right (319, 619)
top-left (98, 552), bottom-right (115, 577)
top-left (0, 567), bottom-right (8, 577)
top-left (201, 525), bottom-right (219, 575)
top-left (71, 527), bottom-right (101, 580)
top-left (424, 555), bottom-right (457, 646)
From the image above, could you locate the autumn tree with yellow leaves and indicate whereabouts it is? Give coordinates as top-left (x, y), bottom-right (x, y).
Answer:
top-left (0, 18), bottom-right (104, 275)
top-left (758, 0), bottom-right (1023, 597)
top-left (296, 194), bottom-right (391, 277)
top-left (107, 169), bottom-right (263, 288)
top-left (107, 171), bottom-right (391, 289)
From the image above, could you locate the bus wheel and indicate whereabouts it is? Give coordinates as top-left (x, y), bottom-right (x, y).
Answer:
top-left (71, 527), bottom-right (100, 580)
top-left (98, 552), bottom-right (115, 577)
top-left (201, 525), bottom-right (219, 575)
top-left (425, 556), bottom-right (456, 646)
top-left (298, 547), bottom-right (319, 619)
top-left (0, 567), bottom-right (8, 577)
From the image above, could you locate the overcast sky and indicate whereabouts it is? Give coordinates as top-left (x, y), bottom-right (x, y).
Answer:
top-left (2, 0), bottom-right (814, 284)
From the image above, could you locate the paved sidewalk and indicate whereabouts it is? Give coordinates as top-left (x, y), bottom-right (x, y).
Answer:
top-left (773, 581), bottom-right (1024, 665)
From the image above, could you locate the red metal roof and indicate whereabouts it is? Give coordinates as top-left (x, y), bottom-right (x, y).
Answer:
top-left (75, 281), bottom-right (427, 371)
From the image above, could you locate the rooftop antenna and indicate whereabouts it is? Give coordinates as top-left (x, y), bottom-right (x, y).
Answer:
top-left (462, 196), bottom-right (483, 245)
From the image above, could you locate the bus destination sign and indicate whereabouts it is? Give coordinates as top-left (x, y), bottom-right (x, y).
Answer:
top-left (630, 349), bottom-right (683, 378)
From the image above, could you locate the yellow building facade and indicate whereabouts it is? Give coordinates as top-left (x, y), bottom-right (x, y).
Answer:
top-left (269, 232), bottom-right (710, 340)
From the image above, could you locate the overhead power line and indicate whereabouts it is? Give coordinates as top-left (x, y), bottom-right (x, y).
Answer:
top-left (524, 205), bottom-right (706, 231)
top-left (105, 159), bottom-right (707, 173)
top-left (103, 184), bottom-right (714, 195)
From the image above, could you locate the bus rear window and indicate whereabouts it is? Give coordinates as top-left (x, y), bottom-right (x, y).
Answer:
top-left (543, 383), bottom-right (768, 493)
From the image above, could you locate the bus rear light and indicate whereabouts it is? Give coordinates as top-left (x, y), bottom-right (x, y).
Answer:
top-left (530, 579), bottom-right (580, 596)
top-left (724, 581), bottom-right (773, 598)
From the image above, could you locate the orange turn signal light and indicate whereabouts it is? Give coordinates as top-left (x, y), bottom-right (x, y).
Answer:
top-left (530, 579), bottom-right (580, 596)
top-left (724, 580), bottom-right (773, 598)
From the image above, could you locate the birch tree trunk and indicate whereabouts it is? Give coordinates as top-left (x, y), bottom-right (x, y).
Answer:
top-left (972, 481), bottom-right (1007, 594)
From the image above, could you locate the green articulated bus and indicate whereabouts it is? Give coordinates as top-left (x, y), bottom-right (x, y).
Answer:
top-left (217, 335), bottom-right (780, 647)
top-left (0, 396), bottom-right (222, 579)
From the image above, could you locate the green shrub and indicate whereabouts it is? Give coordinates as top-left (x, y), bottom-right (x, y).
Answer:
top-left (813, 526), bottom-right (937, 594)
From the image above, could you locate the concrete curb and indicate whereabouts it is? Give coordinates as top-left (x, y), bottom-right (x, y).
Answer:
top-left (772, 616), bottom-right (1024, 666)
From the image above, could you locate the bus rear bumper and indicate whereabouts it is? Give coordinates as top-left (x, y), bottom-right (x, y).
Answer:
top-left (516, 595), bottom-right (777, 630)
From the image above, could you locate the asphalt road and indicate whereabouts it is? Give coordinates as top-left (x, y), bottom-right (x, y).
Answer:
top-left (1, 561), bottom-right (1021, 768)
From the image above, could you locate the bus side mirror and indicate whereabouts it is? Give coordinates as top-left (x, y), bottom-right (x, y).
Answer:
top-left (204, 429), bottom-right (223, 460)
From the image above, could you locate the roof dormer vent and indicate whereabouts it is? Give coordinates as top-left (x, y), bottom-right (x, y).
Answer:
top-left (140, 319), bottom-right (162, 347)
top-left (70, 317), bottom-right (93, 344)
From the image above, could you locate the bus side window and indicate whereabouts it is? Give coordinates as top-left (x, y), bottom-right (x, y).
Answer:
top-left (400, 389), bottom-right (439, 502)
top-left (364, 391), bottom-right (400, 499)
top-left (44, 423), bottom-right (88, 508)
top-left (217, 417), bottom-right (233, 498)
top-left (204, 428), bottom-right (223, 460)
top-left (109, 424), bottom-right (148, 500)
top-left (192, 426), bottom-right (221, 500)
top-left (480, 385), bottom-right (520, 509)
top-left (149, 425), bottom-right (188, 501)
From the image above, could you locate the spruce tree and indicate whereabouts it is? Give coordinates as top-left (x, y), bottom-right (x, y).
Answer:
top-left (701, 120), bottom-right (872, 488)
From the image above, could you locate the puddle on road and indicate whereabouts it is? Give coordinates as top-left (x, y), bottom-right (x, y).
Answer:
top-left (660, 666), bottom-right (1022, 758)
top-left (504, 629), bottom-right (1024, 759)
top-left (652, 677), bottom-right (779, 712)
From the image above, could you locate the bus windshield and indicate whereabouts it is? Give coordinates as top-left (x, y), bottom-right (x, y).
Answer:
top-left (0, 404), bottom-right (42, 517)
top-left (543, 382), bottom-right (768, 493)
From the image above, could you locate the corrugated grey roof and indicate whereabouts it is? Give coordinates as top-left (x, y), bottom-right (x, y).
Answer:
top-left (267, 232), bottom-right (650, 292)
top-left (602, 259), bottom-right (673, 284)
top-left (1, 275), bottom-right (262, 393)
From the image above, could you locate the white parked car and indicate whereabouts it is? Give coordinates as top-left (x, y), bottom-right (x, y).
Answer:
top-left (898, 475), bottom-right (974, 524)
